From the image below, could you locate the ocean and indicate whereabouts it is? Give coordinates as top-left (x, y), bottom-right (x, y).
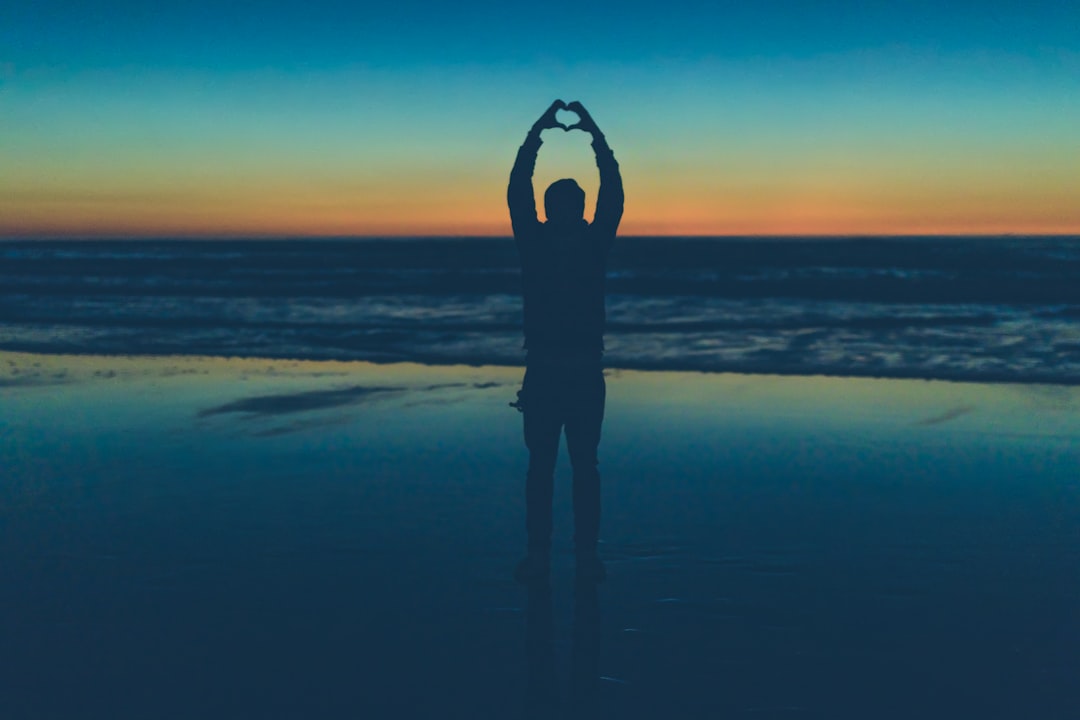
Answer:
top-left (3, 237), bottom-right (1080, 717)
top-left (3, 235), bottom-right (1079, 383)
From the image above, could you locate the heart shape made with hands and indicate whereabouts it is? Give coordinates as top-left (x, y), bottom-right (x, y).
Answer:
top-left (554, 108), bottom-right (582, 131)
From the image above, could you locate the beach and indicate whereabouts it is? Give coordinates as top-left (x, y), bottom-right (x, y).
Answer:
top-left (2, 350), bottom-right (1078, 718)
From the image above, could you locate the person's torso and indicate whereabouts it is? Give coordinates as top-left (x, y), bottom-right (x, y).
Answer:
top-left (519, 221), bottom-right (607, 353)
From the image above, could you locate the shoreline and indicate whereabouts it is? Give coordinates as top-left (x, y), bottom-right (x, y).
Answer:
top-left (3, 346), bottom-right (1079, 388)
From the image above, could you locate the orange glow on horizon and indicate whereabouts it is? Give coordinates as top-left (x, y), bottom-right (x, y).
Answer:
top-left (3, 174), bottom-right (1078, 238)
top-left (4, 216), bottom-right (1078, 239)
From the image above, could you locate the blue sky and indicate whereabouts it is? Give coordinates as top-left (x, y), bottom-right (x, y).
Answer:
top-left (2, 0), bottom-right (1078, 236)
top-left (7, 1), bottom-right (1078, 69)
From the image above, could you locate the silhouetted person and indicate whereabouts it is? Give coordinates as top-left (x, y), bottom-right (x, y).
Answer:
top-left (508, 100), bottom-right (624, 584)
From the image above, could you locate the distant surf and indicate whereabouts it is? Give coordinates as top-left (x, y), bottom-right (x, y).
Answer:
top-left (2, 236), bottom-right (1078, 384)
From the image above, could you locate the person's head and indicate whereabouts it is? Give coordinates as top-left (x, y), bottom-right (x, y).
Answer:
top-left (544, 179), bottom-right (586, 225)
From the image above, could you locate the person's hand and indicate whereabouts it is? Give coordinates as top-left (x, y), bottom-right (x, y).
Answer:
top-left (565, 101), bottom-right (599, 135)
top-left (532, 99), bottom-right (568, 133)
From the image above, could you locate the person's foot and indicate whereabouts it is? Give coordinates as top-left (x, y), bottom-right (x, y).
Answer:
top-left (514, 553), bottom-right (551, 585)
top-left (575, 552), bottom-right (606, 583)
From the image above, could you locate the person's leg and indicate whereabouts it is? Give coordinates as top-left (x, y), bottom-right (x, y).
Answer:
top-left (522, 366), bottom-right (563, 558)
top-left (565, 366), bottom-right (606, 557)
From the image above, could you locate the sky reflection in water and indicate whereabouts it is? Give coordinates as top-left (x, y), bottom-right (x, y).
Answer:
top-left (1, 352), bottom-right (1078, 718)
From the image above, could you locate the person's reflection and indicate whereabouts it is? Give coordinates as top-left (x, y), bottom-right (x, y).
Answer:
top-left (570, 577), bottom-right (601, 708)
top-left (524, 576), bottom-right (602, 718)
top-left (507, 100), bottom-right (624, 584)
top-left (525, 582), bottom-right (557, 715)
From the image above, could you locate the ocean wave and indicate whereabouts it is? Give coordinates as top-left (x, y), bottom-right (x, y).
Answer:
top-left (2, 237), bottom-right (1078, 383)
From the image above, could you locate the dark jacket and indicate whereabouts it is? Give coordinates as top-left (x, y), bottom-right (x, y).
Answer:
top-left (507, 131), bottom-right (624, 358)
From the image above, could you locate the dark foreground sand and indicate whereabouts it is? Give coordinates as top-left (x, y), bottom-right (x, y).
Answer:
top-left (2, 351), bottom-right (1078, 719)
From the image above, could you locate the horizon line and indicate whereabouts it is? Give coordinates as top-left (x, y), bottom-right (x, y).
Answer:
top-left (3, 232), bottom-right (1080, 242)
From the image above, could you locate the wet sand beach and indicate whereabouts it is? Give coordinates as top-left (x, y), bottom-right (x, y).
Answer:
top-left (2, 351), bottom-right (1078, 718)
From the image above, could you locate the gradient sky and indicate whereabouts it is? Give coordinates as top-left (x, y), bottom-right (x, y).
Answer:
top-left (2, 0), bottom-right (1078, 237)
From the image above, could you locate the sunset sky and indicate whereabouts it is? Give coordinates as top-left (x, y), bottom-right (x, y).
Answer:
top-left (2, 0), bottom-right (1078, 237)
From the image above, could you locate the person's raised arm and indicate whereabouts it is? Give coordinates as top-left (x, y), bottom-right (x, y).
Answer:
top-left (508, 100), bottom-right (567, 237)
top-left (567, 101), bottom-right (623, 245)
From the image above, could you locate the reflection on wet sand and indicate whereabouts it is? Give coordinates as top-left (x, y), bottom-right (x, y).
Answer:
top-left (2, 351), bottom-right (1079, 718)
top-left (525, 577), bottom-right (601, 718)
